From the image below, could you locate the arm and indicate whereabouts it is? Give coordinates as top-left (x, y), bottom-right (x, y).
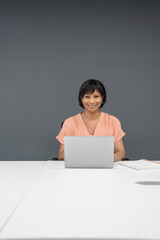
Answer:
top-left (114, 138), bottom-right (126, 162)
top-left (58, 144), bottom-right (64, 160)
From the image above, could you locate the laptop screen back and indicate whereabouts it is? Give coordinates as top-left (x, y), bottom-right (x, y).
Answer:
top-left (64, 136), bottom-right (114, 168)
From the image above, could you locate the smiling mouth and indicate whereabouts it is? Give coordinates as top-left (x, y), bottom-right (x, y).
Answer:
top-left (88, 105), bottom-right (97, 107)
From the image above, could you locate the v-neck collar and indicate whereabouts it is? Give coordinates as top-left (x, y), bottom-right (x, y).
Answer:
top-left (79, 111), bottom-right (103, 136)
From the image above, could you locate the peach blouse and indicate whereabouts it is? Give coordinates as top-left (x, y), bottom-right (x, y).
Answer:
top-left (56, 112), bottom-right (125, 144)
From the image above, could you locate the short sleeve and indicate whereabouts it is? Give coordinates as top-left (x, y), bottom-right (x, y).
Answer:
top-left (113, 117), bottom-right (126, 142)
top-left (56, 120), bottom-right (69, 144)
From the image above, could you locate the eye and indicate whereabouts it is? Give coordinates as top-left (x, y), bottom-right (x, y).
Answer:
top-left (84, 96), bottom-right (90, 99)
top-left (94, 95), bottom-right (99, 98)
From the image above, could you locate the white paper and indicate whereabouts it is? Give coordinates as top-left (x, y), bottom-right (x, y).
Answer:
top-left (119, 159), bottom-right (160, 170)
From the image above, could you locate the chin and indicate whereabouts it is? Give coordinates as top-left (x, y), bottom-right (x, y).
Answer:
top-left (86, 107), bottom-right (100, 112)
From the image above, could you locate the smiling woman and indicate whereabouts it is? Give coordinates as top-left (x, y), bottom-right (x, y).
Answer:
top-left (56, 79), bottom-right (126, 161)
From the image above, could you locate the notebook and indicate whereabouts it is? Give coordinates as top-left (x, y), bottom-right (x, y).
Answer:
top-left (64, 136), bottom-right (114, 168)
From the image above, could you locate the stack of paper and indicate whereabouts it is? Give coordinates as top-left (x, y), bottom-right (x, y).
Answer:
top-left (119, 159), bottom-right (160, 171)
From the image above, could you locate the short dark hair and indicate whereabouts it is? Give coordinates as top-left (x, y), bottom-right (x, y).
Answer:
top-left (78, 79), bottom-right (107, 108)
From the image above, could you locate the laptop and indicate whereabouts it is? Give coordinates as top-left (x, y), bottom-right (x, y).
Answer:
top-left (64, 136), bottom-right (114, 168)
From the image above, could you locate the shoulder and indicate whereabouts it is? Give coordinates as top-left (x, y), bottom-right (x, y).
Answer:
top-left (102, 112), bottom-right (121, 125)
top-left (63, 113), bottom-right (81, 127)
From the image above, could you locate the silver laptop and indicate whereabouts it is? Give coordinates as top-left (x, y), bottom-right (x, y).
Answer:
top-left (64, 136), bottom-right (114, 168)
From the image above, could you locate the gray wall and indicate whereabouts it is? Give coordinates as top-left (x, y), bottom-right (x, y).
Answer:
top-left (1, 0), bottom-right (160, 160)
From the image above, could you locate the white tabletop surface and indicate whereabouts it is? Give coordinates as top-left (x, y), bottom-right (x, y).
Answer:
top-left (0, 161), bottom-right (46, 233)
top-left (0, 160), bottom-right (160, 240)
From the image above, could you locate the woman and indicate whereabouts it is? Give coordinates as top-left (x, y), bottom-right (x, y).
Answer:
top-left (56, 79), bottom-right (126, 161)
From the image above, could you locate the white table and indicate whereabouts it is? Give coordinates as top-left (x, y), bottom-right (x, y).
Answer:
top-left (0, 161), bottom-right (160, 240)
top-left (0, 161), bottom-right (46, 233)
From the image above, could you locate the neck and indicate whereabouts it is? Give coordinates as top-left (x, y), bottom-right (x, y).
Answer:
top-left (82, 110), bottom-right (101, 121)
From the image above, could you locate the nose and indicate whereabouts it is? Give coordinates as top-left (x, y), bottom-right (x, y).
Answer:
top-left (89, 97), bottom-right (95, 104)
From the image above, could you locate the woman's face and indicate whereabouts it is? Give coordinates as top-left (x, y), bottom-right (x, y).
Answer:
top-left (81, 89), bottom-right (103, 112)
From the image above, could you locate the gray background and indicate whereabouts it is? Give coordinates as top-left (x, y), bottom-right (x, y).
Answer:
top-left (0, 0), bottom-right (160, 160)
